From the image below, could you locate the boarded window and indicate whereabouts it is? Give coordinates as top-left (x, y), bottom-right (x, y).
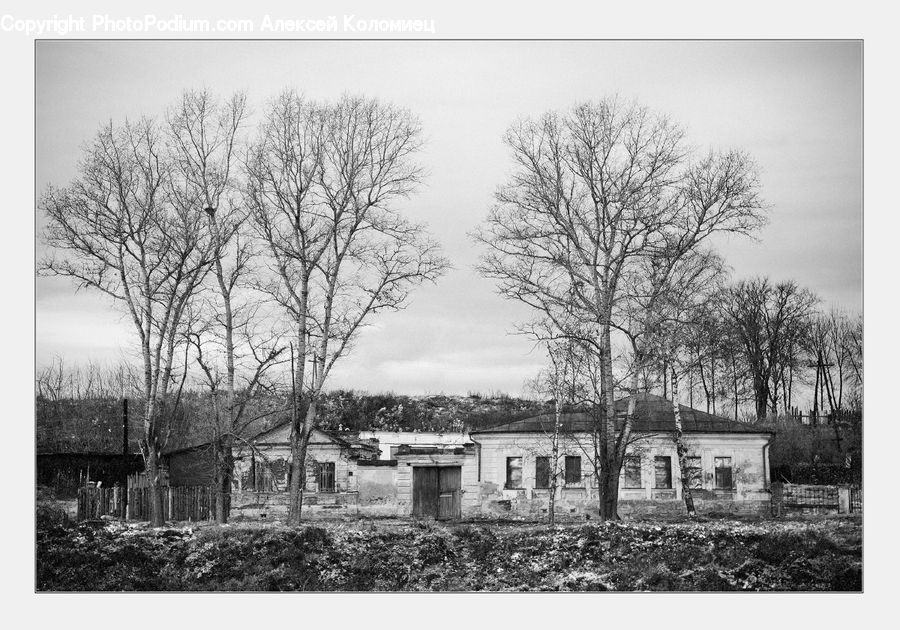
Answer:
top-left (269, 458), bottom-right (288, 491)
top-left (506, 456), bottom-right (523, 489)
top-left (565, 456), bottom-right (582, 485)
top-left (654, 456), bottom-right (672, 489)
top-left (686, 456), bottom-right (703, 490)
top-left (240, 453), bottom-right (275, 492)
top-left (715, 456), bottom-right (733, 490)
top-left (624, 456), bottom-right (642, 488)
top-left (535, 456), bottom-right (550, 489)
top-left (317, 462), bottom-right (336, 493)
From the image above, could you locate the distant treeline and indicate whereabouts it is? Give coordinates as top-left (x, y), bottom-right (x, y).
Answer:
top-left (36, 390), bottom-right (552, 453)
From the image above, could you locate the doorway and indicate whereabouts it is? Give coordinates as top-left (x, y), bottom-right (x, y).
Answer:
top-left (412, 466), bottom-right (461, 519)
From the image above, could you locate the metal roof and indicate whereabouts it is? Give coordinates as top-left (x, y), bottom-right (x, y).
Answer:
top-left (470, 393), bottom-right (773, 435)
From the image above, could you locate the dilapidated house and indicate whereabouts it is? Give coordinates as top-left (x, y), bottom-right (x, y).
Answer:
top-left (164, 393), bottom-right (774, 520)
top-left (164, 422), bottom-right (380, 518)
top-left (467, 393), bottom-right (774, 518)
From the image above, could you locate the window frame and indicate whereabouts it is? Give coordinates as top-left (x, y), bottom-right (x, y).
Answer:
top-left (686, 455), bottom-right (703, 490)
top-left (714, 456), bottom-right (733, 490)
top-left (623, 455), bottom-right (642, 489)
top-left (564, 455), bottom-right (582, 486)
top-left (506, 456), bottom-right (524, 489)
top-left (317, 461), bottom-right (336, 493)
top-left (534, 456), bottom-right (551, 489)
top-left (654, 455), bottom-right (672, 489)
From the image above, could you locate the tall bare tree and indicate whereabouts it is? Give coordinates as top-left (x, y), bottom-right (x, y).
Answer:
top-left (41, 118), bottom-right (213, 526)
top-left (247, 93), bottom-right (449, 524)
top-left (623, 247), bottom-right (729, 517)
top-left (167, 89), bottom-right (288, 522)
top-left (723, 278), bottom-right (818, 420)
top-left (477, 98), bottom-right (765, 519)
top-left (525, 338), bottom-right (581, 524)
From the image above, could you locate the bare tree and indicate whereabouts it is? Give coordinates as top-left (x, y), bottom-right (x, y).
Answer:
top-left (247, 93), bottom-right (449, 524)
top-left (476, 98), bottom-right (765, 520)
top-left (525, 339), bottom-right (580, 524)
top-left (166, 88), bottom-right (287, 522)
top-left (36, 357), bottom-right (139, 402)
top-left (723, 278), bottom-right (818, 421)
top-left (623, 247), bottom-right (729, 517)
top-left (40, 118), bottom-right (213, 526)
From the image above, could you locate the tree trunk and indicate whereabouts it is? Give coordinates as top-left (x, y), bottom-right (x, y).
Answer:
top-left (145, 440), bottom-right (166, 527)
top-left (599, 462), bottom-right (621, 520)
top-left (754, 373), bottom-right (769, 421)
top-left (210, 210), bottom-right (236, 525)
top-left (698, 357), bottom-right (710, 413)
top-left (288, 396), bottom-right (318, 524)
top-left (731, 354), bottom-right (739, 421)
top-left (549, 395), bottom-right (561, 525)
top-left (213, 434), bottom-right (233, 523)
top-left (812, 358), bottom-right (821, 417)
top-left (597, 323), bottom-right (620, 521)
top-left (671, 366), bottom-right (697, 518)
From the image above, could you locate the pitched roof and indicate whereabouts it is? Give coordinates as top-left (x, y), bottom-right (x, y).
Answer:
top-left (251, 421), bottom-right (376, 449)
top-left (470, 393), bottom-right (773, 435)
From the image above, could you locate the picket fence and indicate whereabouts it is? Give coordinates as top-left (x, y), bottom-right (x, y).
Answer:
top-left (76, 485), bottom-right (214, 522)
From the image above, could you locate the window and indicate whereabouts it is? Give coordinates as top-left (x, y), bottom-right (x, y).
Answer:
top-left (535, 456), bottom-right (550, 489)
top-left (565, 456), bottom-right (582, 485)
top-left (624, 456), bottom-right (642, 488)
top-left (506, 456), bottom-right (523, 489)
top-left (654, 456), bottom-right (672, 489)
top-left (686, 456), bottom-right (703, 490)
top-left (715, 457), bottom-right (733, 490)
top-left (317, 462), bottom-right (335, 493)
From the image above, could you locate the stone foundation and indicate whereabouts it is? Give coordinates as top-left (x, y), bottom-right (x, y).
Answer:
top-left (227, 487), bottom-right (769, 521)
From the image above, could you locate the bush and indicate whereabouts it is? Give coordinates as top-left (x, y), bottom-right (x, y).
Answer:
top-left (37, 518), bottom-right (861, 592)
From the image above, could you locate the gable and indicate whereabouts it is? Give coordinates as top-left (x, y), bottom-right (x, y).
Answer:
top-left (253, 424), bottom-right (337, 446)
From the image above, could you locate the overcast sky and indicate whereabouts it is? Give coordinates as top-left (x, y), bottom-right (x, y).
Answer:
top-left (34, 40), bottom-right (862, 395)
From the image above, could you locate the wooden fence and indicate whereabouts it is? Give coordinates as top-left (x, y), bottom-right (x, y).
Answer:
top-left (76, 485), bottom-right (214, 523)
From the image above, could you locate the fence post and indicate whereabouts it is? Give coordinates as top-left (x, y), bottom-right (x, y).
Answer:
top-left (837, 485), bottom-right (851, 514)
top-left (771, 482), bottom-right (783, 517)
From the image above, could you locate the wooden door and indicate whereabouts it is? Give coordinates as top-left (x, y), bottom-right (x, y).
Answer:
top-left (437, 466), bottom-right (461, 520)
top-left (412, 466), bottom-right (440, 518)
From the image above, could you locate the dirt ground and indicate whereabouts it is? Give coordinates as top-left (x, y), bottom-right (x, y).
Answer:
top-left (36, 509), bottom-right (861, 591)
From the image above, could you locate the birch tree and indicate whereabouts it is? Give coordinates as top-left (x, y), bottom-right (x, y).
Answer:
top-left (247, 93), bottom-right (449, 524)
top-left (477, 98), bottom-right (765, 519)
top-left (41, 118), bottom-right (213, 526)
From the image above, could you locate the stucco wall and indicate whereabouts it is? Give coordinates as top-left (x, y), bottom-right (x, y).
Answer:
top-left (358, 430), bottom-right (470, 460)
top-left (219, 432), bottom-right (772, 521)
top-left (468, 432), bottom-right (771, 518)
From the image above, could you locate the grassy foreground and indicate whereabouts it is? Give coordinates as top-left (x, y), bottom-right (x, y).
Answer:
top-left (36, 514), bottom-right (861, 591)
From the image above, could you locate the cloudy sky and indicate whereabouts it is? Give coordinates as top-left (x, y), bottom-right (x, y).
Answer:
top-left (35, 40), bottom-right (862, 395)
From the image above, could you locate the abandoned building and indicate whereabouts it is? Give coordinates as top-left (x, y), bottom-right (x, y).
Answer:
top-left (186, 393), bottom-right (774, 520)
top-left (164, 423), bottom-right (381, 518)
top-left (467, 393), bottom-right (774, 518)
top-left (356, 429), bottom-right (469, 460)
